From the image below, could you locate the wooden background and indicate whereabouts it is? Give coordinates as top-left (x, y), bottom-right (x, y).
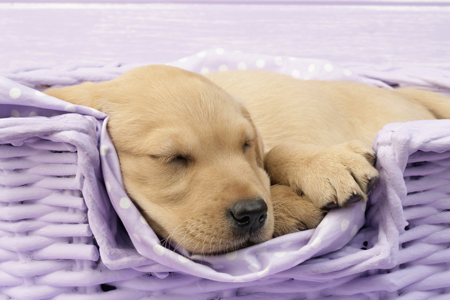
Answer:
top-left (1, 0), bottom-right (450, 72)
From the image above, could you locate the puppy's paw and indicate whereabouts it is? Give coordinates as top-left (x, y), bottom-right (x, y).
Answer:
top-left (271, 184), bottom-right (324, 238)
top-left (266, 140), bottom-right (379, 211)
top-left (306, 140), bottom-right (379, 210)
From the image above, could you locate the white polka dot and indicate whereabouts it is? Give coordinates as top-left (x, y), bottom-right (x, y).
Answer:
top-left (324, 64), bottom-right (334, 72)
top-left (256, 59), bottom-right (265, 69)
top-left (133, 233), bottom-right (141, 243)
top-left (274, 252), bottom-right (286, 257)
top-left (34, 90), bottom-right (45, 97)
top-left (233, 278), bottom-right (245, 282)
top-left (100, 145), bottom-right (108, 156)
top-left (248, 264), bottom-right (259, 272)
top-left (140, 216), bottom-right (149, 225)
top-left (179, 57), bottom-right (188, 63)
top-left (215, 48), bottom-right (225, 55)
top-left (311, 236), bottom-right (321, 248)
top-left (237, 62), bottom-right (247, 70)
top-left (197, 51), bottom-right (206, 57)
top-left (308, 64), bottom-right (316, 73)
top-left (190, 254), bottom-right (202, 261)
top-left (153, 244), bottom-right (165, 256)
top-left (289, 57), bottom-right (296, 61)
top-left (178, 255), bottom-right (189, 263)
top-left (119, 197), bottom-right (131, 209)
top-left (351, 225), bottom-right (358, 237)
top-left (200, 67), bottom-right (209, 75)
top-left (274, 57), bottom-right (283, 66)
top-left (9, 88), bottom-right (21, 99)
top-left (343, 69), bottom-right (352, 76)
top-left (29, 111), bottom-right (38, 117)
top-left (281, 242), bottom-right (291, 249)
top-left (257, 268), bottom-right (269, 277)
top-left (11, 110), bottom-right (20, 117)
top-left (226, 251), bottom-right (237, 260)
top-left (64, 104), bottom-right (76, 112)
top-left (341, 219), bottom-right (350, 231)
top-left (292, 70), bottom-right (300, 78)
top-left (219, 64), bottom-right (228, 72)
top-left (105, 182), bottom-right (111, 192)
top-left (318, 217), bottom-right (328, 229)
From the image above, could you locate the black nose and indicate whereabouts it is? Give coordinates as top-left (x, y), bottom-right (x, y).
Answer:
top-left (229, 198), bottom-right (268, 233)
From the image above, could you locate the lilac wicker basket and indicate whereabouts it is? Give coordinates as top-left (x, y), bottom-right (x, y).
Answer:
top-left (1, 51), bottom-right (450, 300)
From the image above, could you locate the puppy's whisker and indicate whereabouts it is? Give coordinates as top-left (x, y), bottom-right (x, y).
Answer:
top-left (191, 230), bottom-right (207, 254)
top-left (172, 221), bottom-right (205, 255)
top-left (206, 234), bottom-right (215, 255)
top-left (201, 233), bottom-right (210, 255)
top-left (192, 241), bottom-right (202, 257)
top-left (184, 220), bottom-right (200, 236)
top-left (208, 235), bottom-right (215, 254)
top-left (192, 231), bottom-right (213, 255)
top-left (219, 238), bottom-right (223, 254)
top-left (162, 218), bottom-right (193, 247)
top-left (163, 219), bottom-right (201, 253)
top-left (171, 220), bottom-right (200, 252)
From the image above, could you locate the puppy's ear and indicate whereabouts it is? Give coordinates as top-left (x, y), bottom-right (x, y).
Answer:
top-left (237, 102), bottom-right (265, 167)
top-left (44, 81), bottom-right (108, 112)
top-left (252, 123), bottom-right (265, 168)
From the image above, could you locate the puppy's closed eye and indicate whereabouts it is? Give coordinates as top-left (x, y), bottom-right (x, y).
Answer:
top-left (151, 155), bottom-right (190, 166)
top-left (243, 139), bottom-right (253, 152)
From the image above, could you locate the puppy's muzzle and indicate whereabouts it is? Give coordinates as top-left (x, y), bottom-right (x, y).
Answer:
top-left (228, 198), bottom-right (268, 233)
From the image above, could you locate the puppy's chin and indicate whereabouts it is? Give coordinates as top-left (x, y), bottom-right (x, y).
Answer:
top-left (191, 232), bottom-right (273, 256)
top-left (152, 212), bottom-right (274, 256)
top-left (216, 234), bottom-right (273, 255)
top-left (190, 217), bottom-right (274, 255)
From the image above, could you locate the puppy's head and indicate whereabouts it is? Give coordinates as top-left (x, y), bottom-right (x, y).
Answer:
top-left (45, 65), bottom-right (273, 254)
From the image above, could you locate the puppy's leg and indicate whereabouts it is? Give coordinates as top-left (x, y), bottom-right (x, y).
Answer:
top-left (271, 184), bottom-right (324, 237)
top-left (265, 141), bottom-right (379, 211)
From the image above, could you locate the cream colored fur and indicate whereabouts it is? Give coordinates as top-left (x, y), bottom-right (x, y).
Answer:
top-left (44, 65), bottom-right (450, 252)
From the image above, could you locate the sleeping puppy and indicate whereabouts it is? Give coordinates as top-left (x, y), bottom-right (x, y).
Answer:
top-left (44, 65), bottom-right (450, 254)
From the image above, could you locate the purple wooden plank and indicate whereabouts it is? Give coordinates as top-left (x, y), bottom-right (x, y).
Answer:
top-left (1, 3), bottom-right (449, 71)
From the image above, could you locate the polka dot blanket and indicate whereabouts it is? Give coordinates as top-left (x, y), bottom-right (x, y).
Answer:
top-left (1, 50), bottom-right (450, 291)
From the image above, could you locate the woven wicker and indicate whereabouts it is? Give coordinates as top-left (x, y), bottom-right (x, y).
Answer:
top-left (1, 51), bottom-right (450, 300)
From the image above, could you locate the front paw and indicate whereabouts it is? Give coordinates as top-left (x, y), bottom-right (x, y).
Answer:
top-left (265, 141), bottom-right (379, 211)
top-left (271, 184), bottom-right (324, 237)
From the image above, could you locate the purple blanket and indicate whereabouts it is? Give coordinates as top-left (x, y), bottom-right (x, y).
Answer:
top-left (1, 50), bottom-right (450, 299)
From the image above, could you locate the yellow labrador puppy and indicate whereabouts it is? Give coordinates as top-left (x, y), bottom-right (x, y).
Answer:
top-left (45, 65), bottom-right (450, 254)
